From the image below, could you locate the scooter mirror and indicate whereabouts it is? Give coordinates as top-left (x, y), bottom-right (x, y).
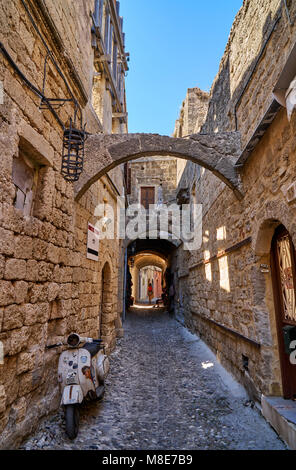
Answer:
top-left (67, 333), bottom-right (80, 347)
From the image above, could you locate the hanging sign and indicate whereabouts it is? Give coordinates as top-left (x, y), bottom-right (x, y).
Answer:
top-left (87, 223), bottom-right (100, 261)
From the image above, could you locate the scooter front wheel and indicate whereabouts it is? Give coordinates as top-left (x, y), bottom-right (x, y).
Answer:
top-left (65, 404), bottom-right (79, 440)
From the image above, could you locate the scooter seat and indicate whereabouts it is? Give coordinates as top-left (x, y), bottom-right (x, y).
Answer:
top-left (82, 342), bottom-right (101, 358)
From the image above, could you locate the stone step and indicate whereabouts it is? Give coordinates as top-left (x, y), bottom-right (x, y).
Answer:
top-left (261, 395), bottom-right (296, 449)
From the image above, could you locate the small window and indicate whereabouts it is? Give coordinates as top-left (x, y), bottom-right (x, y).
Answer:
top-left (141, 186), bottom-right (155, 210)
top-left (12, 151), bottom-right (39, 216)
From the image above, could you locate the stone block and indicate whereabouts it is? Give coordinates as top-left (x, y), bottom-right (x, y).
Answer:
top-left (29, 283), bottom-right (47, 303)
top-left (38, 262), bottom-right (53, 282)
top-left (16, 351), bottom-right (35, 376)
top-left (13, 236), bottom-right (33, 259)
top-left (14, 281), bottom-right (29, 305)
top-left (2, 304), bottom-right (23, 331)
top-left (18, 120), bottom-right (54, 166)
top-left (0, 227), bottom-right (14, 256)
top-left (9, 327), bottom-right (30, 355)
top-left (23, 304), bottom-right (38, 326)
top-left (0, 281), bottom-right (14, 306)
top-left (25, 260), bottom-right (39, 281)
top-left (48, 283), bottom-right (60, 302)
top-left (47, 244), bottom-right (59, 264)
top-left (4, 259), bottom-right (26, 281)
top-left (32, 239), bottom-right (48, 260)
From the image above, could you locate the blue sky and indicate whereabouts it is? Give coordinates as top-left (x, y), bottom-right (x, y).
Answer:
top-left (119, 0), bottom-right (243, 136)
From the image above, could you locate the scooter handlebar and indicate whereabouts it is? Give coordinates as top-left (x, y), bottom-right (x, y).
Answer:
top-left (46, 334), bottom-right (103, 349)
top-left (67, 333), bottom-right (103, 348)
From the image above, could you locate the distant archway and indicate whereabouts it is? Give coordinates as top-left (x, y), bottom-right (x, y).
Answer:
top-left (74, 132), bottom-right (243, 201)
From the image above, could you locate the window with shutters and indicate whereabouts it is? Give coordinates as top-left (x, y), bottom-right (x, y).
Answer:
top-left (12, 151), bottom-right (39, 216)
top-left (112, 38), bottom-right (118, 82)
top-left (104, 8), bottom-right (110, 52)
top-left (141, 187), bottom-right (155, 210)
top-left (94, 0), bottom-right (104, 29)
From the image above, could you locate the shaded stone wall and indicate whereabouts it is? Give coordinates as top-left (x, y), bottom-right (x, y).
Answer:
top-left (0, 0), bottom-right (126, 448)
top-left (174, 0), bottom-right (296, 400)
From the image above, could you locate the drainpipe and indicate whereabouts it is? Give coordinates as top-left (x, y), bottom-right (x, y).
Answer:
top-left (122, 247), bottom-right (128, 322)
top-left (283, 0), bottom-right (293, 26)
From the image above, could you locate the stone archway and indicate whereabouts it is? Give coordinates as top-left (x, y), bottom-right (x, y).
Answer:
top-left (252, 213), bottom-right (291, 397)
top-left (131, 252), bottom-right (167, 304)
top-left (100, 261), bottom-right (116, 354)
top-left (74, 132), bottom-right (243, 201)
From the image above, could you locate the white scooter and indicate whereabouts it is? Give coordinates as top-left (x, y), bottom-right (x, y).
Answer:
top-left (47, 333), bottom-right (110, 439)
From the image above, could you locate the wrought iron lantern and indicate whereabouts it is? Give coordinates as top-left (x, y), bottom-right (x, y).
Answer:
top-left (61, 118), bottom-right (86, 182)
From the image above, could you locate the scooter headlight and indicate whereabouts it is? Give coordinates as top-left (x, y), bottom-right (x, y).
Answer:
top-left (67, 333), bottom-right (80, 348)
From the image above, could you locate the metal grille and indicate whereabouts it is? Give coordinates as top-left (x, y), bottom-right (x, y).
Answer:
top-left (277, 234), bottom-right (296, 322)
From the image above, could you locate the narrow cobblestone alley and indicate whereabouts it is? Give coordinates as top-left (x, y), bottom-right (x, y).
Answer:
top-left (22, 310), bottom-right (286, 450)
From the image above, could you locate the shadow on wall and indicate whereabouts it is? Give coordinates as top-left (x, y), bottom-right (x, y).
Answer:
top-left (100, 261), bottom-right (116, 354)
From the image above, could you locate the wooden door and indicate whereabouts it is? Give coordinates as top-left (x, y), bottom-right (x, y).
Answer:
top-left (141, 187), bottom-right (155, 210)
top-left (271, 225), bottom-right (296, 398)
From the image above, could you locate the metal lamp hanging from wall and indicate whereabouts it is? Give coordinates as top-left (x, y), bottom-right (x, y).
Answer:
top-left (61, 118), bottom-right (86, 182)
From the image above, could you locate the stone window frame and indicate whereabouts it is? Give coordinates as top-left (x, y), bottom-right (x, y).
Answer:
top-left (14, 121), bottom-right (54, 219)
top-left (12, 150), bottom-right (40, 217)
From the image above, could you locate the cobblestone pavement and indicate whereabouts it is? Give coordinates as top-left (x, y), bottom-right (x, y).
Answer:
top-left (22, 310), bottom-right (286, 450)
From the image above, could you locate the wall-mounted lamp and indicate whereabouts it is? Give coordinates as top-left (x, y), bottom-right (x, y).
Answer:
top-left (61, 118), bottom-right (86, 182)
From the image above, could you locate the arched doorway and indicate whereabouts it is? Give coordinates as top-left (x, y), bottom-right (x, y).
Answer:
top-left (100, 262), bottom-right (116, 353)
top-left (271, 225), bottom-right (296, 399)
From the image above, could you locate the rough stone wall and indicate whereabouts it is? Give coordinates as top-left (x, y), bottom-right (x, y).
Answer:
top-left (174, 87), bottom-right (209, 138)
top-left (174, 88), bottom-right (209, 184)
top-left (174, 0), bottom-right (296, 400)
top-left (128, 157), bottom-right (178, 206)
top-left (202, 0), bottom-right (296, 140)
top-left (0, 0), bottom-right (125, 448)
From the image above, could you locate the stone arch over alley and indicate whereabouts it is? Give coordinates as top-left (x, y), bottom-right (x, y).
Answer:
top-left (74, 132), bottom-right (243, 201)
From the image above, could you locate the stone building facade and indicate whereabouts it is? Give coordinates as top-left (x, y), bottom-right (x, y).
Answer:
top-left (126, 157), bottom-right (178, 207)
top-left (172, 0), bottom-right (296, 404)
top-left (0, 0), bottom-right (128, 448)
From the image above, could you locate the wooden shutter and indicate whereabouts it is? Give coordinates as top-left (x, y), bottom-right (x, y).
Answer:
top-left (141, 187), bottom-right (155, 210)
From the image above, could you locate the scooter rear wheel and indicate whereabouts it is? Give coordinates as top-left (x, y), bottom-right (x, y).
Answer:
top-left (65, 404), bottom-right (79, 440)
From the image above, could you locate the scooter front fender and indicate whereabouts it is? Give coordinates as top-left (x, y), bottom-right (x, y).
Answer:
top-left (61, 385), bottom-right (83, 405)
